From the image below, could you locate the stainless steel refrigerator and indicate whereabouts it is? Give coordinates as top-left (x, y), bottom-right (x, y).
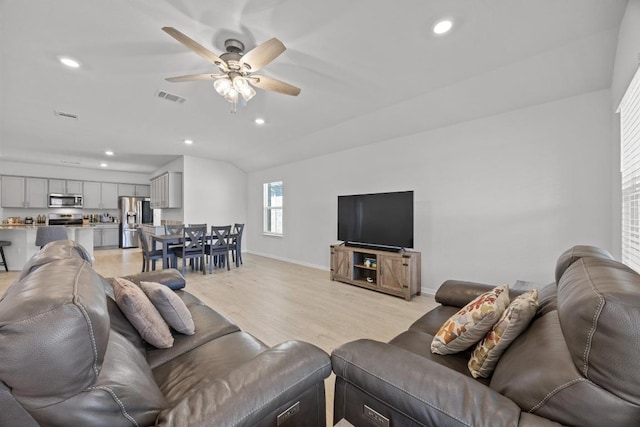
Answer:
top-left (119, 197), bottom-right (152, 248)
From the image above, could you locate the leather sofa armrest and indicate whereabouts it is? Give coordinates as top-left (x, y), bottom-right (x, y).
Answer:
top-left (436, 280), bottom-right (531, 307)
top-left (156, 340), bottom-right (331, 427)
top-left (332, 339), bottom-right (560, 427)
top-left (121, 268), bottom-right (186, 290)
top-left (435, 280), bottom-right (497, 307)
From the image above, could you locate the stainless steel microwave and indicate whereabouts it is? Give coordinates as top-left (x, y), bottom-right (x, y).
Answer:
top-left (48, 193), bottom-right (83, 208)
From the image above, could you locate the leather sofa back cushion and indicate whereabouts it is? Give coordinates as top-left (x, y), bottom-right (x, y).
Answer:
top-left (554, 245), bottom-right (613, 284)
top-left (557, 256), bottom-right (640, 405)
top-left (16, 239), bottom-right (93, 281)
top-left (0, 258), bottom-right (109, 398)
top-left (490, 310), bottom-right (640, 426)
top-left (19, 331), bottom-right (166, 427)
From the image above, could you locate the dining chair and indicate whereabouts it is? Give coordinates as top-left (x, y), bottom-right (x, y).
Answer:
top-left (205, 225), bottom-right (231, 273)
top-left (230, 223), bottom-right (244, 267)
top-left (165, 224), bottom-right (184, 235)
top-left (177, 226), bottom-right (206, 275)
top-left (138, 228), bottom-right (176, 272)
top-left (35, 226), bottom-right (68, 249)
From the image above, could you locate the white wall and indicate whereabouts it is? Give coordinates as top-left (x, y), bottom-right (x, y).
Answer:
top-left (610, 0), bottom-right (640, 258)
top-left (181, 155), bottom-right (247, 230)
top-left (247, 90), bottom-right (613, 293)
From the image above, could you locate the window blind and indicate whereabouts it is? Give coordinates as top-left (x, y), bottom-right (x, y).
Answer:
top-left (620, 64), bottom-right (640, 271)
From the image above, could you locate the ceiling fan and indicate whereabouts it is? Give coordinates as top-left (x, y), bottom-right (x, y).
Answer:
top-left (162, 27), bottom-right (300, 113)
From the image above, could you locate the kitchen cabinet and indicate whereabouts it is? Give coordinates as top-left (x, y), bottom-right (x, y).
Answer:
top-left (48, 179), bottom-right (83, 194)
top-left (93, 225), bottom-right (119, 248)
top-left (118, 184), bottom-right (150, 198)
top-left (84, 182), bottom-right (118, 209)
top-left (1, 176), bottom-right (48, 208)
top-left (150, 172), bottom-right (182, 208)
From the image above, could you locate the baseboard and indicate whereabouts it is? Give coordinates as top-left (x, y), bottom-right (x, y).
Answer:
top-left (246, 251), bottom-right (437, 296)
top-left (422, 287), bottom-right (437, 296)
top-left (246, 251), bottom-right (329, 272)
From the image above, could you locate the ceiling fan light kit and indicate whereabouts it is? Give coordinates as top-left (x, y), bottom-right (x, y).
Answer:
top-left (162, 27), bottom-right (300, 114)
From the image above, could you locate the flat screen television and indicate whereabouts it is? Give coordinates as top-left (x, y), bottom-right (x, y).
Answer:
top-left (337, 190), bottom-right (414, 250)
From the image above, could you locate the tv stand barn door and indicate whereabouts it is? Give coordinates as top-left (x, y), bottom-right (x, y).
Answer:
top-left (330, 245), bottom-right (421, 301)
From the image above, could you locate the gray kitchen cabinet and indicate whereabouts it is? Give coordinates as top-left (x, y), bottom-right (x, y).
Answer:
top-left (84, 182), bottom-right (118, 209)
top-left (150, 172), bottom-right (182, 208)
top-left (135, 184), bottom-right (150, 197)
top-left (1, 176), bottom-right (47, 208)
top-left (49, 179), bottom-right (83, 194)
top-left (118, 183), bottom-right (150, 198)
top-left (94, 225), bottom-right (119, 248)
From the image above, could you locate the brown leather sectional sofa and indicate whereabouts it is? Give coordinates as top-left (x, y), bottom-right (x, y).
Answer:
top-left (331, 245), bottom-right (640, 426)
top-left (0, 240), bottom-right (331, 426)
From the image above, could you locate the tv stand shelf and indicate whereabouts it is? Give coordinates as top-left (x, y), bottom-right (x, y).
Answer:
top-left (330, 245), bottom-right (421, 301)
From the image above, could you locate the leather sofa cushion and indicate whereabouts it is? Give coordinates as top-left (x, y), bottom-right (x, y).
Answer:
top-left (490, 310), bottom-right (640, 426)
top-left (557, 256), bottom-right (640, 406)
top-left (19, 331), bottom-right (166, 427)
top-left (153, 331), bottom-right (268, 407)
top-left (389, 329), bottom-right (490, 385)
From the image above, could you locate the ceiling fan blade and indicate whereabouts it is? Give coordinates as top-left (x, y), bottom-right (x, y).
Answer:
top-left (165, 73), bottom-right (224, 82)
top-left (162, 27), bottom-right (228, 72)
top-left (250, 75), bottom-right (301, 96)
top-left (239, 38), bottom-right (285, 72)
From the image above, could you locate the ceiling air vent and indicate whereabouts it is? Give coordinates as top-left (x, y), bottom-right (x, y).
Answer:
top-left (155, 90), bottom-right (186, 104)
top-left (54, 110), bottom-right (78, 119)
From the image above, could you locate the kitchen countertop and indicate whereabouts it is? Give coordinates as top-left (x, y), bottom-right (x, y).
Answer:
top-left (0, 223), bottom-right (119, 230)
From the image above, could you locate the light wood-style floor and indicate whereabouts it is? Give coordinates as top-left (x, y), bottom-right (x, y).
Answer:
top-left (0, 248), bottom-right (438, 426)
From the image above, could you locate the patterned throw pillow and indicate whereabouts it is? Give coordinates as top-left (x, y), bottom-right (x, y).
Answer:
top-left (140, 281), bottom-right (195, 335)
top-left (431, 285), bottom-right (510, 355)
top-left (112, 277), bottom-right (174, 348)
top-left (468, 289), bottom-right (538, 378)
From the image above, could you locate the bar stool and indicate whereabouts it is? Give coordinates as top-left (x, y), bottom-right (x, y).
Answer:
top-left (0, 240), bottom-right (10, 272)
top-left (35, 226), bottom-right (68, 249)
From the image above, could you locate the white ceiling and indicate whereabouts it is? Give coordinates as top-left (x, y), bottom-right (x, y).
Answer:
top-left (0, 0), bottom-right (628, 174)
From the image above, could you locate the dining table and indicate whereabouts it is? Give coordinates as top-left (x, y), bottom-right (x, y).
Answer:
top-left (151, 232), bottom-right (237, 270)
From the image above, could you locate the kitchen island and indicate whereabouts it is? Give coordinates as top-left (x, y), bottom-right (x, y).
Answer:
top-left (0, 225), bottom-right (94, 271)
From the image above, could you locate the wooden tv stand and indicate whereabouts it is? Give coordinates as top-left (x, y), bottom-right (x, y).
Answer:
top-left (330, 244), bottom-right (421, 301)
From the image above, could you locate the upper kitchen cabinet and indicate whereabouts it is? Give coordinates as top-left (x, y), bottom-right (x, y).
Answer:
top-left (118, 184), bottom-right (150, 198)
top-left (83, 182), bottom-right (119, 209)
top-left (49, 179), bottom-right (83, 194)
top-left (150, 172), bottom-right (182, 208)
top-left (1, 176), bottom-right (48, 208)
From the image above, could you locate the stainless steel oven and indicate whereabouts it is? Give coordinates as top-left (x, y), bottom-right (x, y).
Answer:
top-left (48, 193), bottom-right (83, 208)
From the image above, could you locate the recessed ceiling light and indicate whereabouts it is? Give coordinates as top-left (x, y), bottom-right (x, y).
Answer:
top-left (254, 118), bottom-right (265, 125)
top-left (59, 57), bottom-right (80, 68)
top-left (105, 150), bottom-right (114, 156)
top-left (100, 162), bottom-right (108, 168)
top-left (433, 19), bottom-right (453, 35)
top-left (184, 139), bottom-right (193, 145)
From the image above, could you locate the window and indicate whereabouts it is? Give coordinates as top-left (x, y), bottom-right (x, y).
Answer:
top-left (620, 65), bottom-right (640, 271)
top-left (263, 181), bottom-right (283, 235)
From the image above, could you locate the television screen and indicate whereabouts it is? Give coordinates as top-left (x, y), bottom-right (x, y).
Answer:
top-left (337, 191), bottom-right (414, 249)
